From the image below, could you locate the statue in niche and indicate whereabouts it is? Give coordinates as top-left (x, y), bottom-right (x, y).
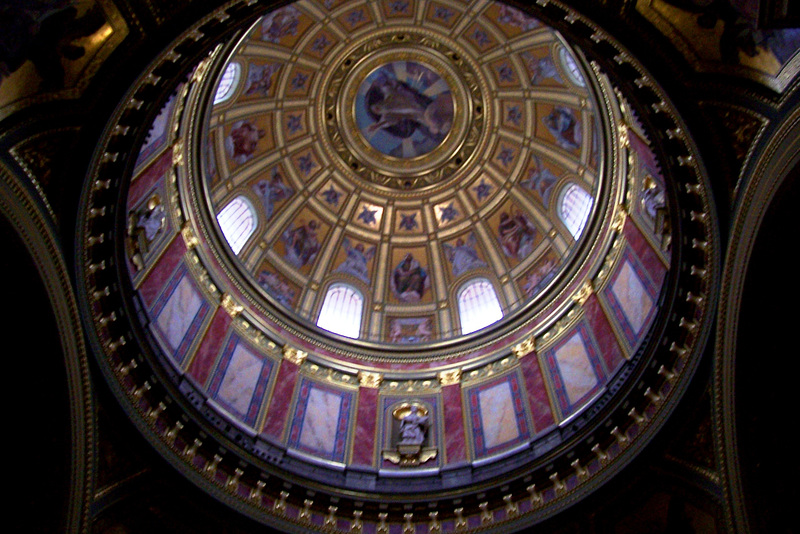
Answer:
top-left (382, 403), bottom-right (437, 467)
top-left (398, 405), bottom-right (429, 445)
top-left (127, 193), bottom-right (166, 271)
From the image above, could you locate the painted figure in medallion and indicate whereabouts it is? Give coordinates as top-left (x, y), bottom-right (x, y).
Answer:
top-left (391, 253), bottom-right (429, 302)
top-left (521, 51), bottom-right (562, 85)
top-left (522, 257), bottom-right (558, 298)
top-left (245, 62), bottom-right (281, 96)
top-left (357, 62), bottom-right (453, 158)
top-left (520, 154), bottom-right (559, 206)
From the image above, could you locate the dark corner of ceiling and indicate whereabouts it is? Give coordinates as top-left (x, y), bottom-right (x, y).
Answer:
top-left (736, 161), bottom-right (799, 534)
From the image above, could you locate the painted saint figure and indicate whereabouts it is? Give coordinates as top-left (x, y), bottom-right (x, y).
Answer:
top-left (335, 238), bottom-right (376, 283)
top-left (245, 62), bottom-right (281, 96)
top-left (225, 120), bottom-right (266, 164)
top-left (498, 210), bottom-right (538, 260)
top-left (391, 253), bottom-right (429, 302)
top-left (260, 5), bottom-right (300, 43)
top-left (282, 219), bottom-right (321, 268)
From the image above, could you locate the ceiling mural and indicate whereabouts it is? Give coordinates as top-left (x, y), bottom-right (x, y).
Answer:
top-left (202, 0), bottom-right (607, 343)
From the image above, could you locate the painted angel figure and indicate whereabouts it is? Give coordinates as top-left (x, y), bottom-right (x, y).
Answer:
top-left (544, 107), bottom-right (582, 151)
top-left (519, 154), bottom-right (559, 206)
top-left (252, 168), bottom-right (293, 221)
top-left (335, 238), bottom-right (376, 283)
top-left (443, 234), bottom-right (486, 277)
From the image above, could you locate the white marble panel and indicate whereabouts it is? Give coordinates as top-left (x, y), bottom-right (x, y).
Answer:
top-left (611, 260), bottom-right (653, 335)
top-left (555, 333), bottom-right (598, 406)
top-left (156, 275), bottom-right (203, 350)
top-left (478, 381), bottom-right (520, 450)
top-left (218, 344), bottom-right (262, 416)
top-left (299, 387), bottom-right (342, 455)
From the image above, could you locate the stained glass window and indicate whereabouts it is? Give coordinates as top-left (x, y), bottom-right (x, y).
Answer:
top-left (213, 62), bottom-right (242, 104)
top-left (317, 284), bottom-right (364, 338)
top-left (559, 183), bottom-right (593, 239)
top-left (458, 278), bottom-right (503, 335)
top-left (217, 196), bottom-right (256, 254)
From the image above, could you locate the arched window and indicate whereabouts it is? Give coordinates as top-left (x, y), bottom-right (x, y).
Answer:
top-left (213, 62), bottom-right (242, 105)
top-left (458, 278), bottom-right (503, 335)
top-left (558, 47), bottom-right (586, 88)
top-left (317, 284), bottom-right (363, 338)
top-left (558, 183), bottom-right (593, 239)
top-left (217, 196), bottom-right (256, 254)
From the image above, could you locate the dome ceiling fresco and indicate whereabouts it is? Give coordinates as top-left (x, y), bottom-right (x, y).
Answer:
top-left (201, 0), bottom-right (607, 344)
top-left (78, 0), bottom-right (718, 532)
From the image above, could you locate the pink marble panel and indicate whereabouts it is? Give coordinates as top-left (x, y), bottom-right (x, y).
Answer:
top-left (186, 307), bottom-right (232, 387)
top-left (352, 387), bottom-right (378, 466)
top-left (623, 218), bottom-right (667, 283)
top-left (138, 236), bottom-right (187, 307)
top-left (261, 359), bottom-right (299, 439)
top-left (442, 384), bottom-right (466, 464)
top-left (519, 354), bottom-right (556, 432)
top-left (583, 293), bottom-right (625, 373)
top-left (128, 148), bottom-right (174, 209)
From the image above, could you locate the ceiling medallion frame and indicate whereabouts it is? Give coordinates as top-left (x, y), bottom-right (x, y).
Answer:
top-left (325, 30), bottom-right (483, 192)
top-left (76, 1), bottom-right (719, 533)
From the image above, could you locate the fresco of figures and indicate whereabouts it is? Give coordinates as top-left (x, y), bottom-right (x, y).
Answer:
top-left (356, 61), bottom-right (454, 158)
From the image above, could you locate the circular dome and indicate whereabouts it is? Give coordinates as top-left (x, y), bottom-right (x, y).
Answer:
top-left (77, 0), bottom-right (718, 532)
top-left (198, 2), bottom-right (612, 347)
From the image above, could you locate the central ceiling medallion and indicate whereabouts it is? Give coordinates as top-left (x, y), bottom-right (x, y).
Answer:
top-left (355, 60), bottom-right (453, 158)
top-left (325, 33), bottom-right (485, 191)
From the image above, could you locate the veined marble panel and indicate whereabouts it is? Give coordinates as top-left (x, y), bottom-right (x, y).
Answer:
top-left (218, 343), bottom-right (263, 417)
top-left (479, 381), bottom-right (520, 450)
top-left (156, 273), bottom-right (203, 351)
top-left (610, 259), bottom-right (653, 336)
top-left (299, 387), bottom-right (342, 455)
top-left (554, 331), bottom-right (598, 407)
top-left (288, 380), bottom-right (352, 462)
top-left (467, 373), bottom-right (530, 458)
